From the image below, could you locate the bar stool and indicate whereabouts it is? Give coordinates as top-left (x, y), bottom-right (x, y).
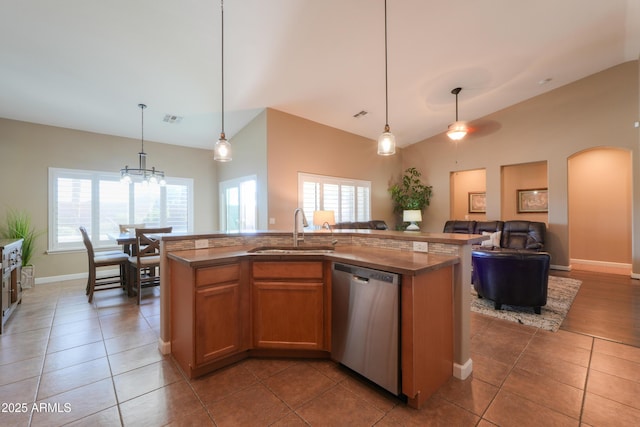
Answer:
top-left (80, 226), bottom-right (129, 303)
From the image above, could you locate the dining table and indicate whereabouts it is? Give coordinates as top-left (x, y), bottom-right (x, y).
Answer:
top-left (114, 232), bottom-right (137, 256)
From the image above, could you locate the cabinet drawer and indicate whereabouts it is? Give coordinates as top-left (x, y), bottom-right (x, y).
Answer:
top-left (253, 261), bottom-right (323, 279)
top-left (195, 263), bottom-right (239, 287)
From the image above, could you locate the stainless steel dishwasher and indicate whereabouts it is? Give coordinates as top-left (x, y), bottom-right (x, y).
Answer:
top-left (331, 262), bottom-right (400, 395)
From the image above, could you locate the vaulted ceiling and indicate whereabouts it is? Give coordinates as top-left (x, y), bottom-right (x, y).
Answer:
top-left (1, 0), bottom-right (639, 150)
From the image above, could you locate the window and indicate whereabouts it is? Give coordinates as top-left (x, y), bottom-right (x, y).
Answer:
top-left (298, 173), bottom-right (371, 224)
top-left (219, 175), bottom-right (257, 232)
top-left (48, 168), bottom-right (193, 251)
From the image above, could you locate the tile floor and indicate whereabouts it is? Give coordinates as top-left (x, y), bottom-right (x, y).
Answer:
top-left (1, 277), bottom-right (639, 426)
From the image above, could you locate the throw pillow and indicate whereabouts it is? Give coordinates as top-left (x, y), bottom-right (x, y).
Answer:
top-left (480, 231), bottom-right (502, 248)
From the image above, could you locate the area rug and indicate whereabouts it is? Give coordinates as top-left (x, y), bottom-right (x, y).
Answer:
top-left (470, 275), bottom-right (582, 332)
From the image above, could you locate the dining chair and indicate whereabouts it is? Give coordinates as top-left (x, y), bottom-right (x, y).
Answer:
top-left (119, 223), bottom-right (146, 233)
top-left (80, 226), bottom-right (129, 303)
top-left (129, 226), bottom-right (172, 305)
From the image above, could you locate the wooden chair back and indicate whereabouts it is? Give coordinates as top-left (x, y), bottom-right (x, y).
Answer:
top-left (134, 227), bottom-right (173, 260)
top-left (79, 226), bottom-right (96, 260)
top-left (119, 223), bottom-right (146, 233)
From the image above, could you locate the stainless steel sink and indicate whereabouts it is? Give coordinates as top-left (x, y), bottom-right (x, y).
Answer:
top-left (248, 246), bottom-right (335, 255)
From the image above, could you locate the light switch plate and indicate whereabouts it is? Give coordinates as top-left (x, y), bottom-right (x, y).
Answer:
top-left (195, 239), bottom-right (208, 249)
top-left (413, 241), bottom-right (429, 252)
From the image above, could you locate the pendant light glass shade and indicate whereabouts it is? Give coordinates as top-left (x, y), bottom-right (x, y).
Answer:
top-left (377, 124), bottom-right (396, 155)
top-left (214, 132), bottom-right (232, 161)
top-left (213, 0), bottom-right (232, 162)
top-left (378, 0), bottom-right (396, 156)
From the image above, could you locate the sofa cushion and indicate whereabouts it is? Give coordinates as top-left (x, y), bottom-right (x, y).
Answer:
top-left (501, 220), bottom-right (546, 250)
top-left (480, 231), bottom-right (502, 248)
top-left (474, 221), bottom-right (504, 234)
top-left (443, 220), bottom-right (476, 234)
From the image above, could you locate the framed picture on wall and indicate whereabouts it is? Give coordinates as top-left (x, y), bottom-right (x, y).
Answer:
top-left (517, 188), bottom-right (548, 213)
top-left (468, 192), bottom-right (486, 213)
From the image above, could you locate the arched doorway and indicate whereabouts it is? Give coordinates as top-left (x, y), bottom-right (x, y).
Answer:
top-left (568, 147), bottom-right (632, 274)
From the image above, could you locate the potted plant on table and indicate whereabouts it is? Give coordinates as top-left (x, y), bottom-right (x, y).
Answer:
top-left (389, 167), bottom-right (433, 230)
top-left (2, 209), bottom-right (44, 288)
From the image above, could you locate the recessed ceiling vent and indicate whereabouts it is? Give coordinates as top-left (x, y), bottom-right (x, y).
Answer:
top-left (353, 110), bottom-right (368, 118)
top-left (163, 114), bottom-right (183, 124)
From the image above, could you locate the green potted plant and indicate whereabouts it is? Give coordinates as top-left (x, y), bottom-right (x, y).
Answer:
top-left (389, 167), bottom-right (433, 230)
top-left (2, 209), bottom-right (44, 288)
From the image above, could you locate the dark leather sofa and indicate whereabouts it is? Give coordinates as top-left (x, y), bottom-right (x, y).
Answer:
top-left (443, 220), bottom-right (545, 251)
top-left (444, 219), bottom-right (550, 314)
top-left (333, 220), bottom-right (388, 230)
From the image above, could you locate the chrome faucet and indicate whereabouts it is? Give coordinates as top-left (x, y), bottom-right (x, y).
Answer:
top-left (321, 221), bottom-right (338, 246)
top-left (293, 208), bottom-right (308, 247)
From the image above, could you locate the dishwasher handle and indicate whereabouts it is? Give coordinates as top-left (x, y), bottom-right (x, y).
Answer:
top-left (334, 263), bottom-right (398, 285)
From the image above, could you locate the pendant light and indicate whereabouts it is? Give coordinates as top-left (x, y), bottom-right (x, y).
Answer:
top-left (120, 104), bottom-right (166, 186)
top-left (213, 0), bottom-right (232, 162)
top-left (447, 87), bottom-right (468, 141)
top-left (377, 0), bottom-right (396, 156)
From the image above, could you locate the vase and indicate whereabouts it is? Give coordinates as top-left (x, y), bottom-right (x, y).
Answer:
top-left (21, 265), bottom-right (35, 289)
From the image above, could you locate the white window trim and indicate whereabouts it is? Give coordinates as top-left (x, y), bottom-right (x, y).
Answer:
top-left (297, 172), bottom-right (372, 224)
top-left (219, 175), bottom-right (258, 232)
top-left (48, 167), bottom-right (193, 253)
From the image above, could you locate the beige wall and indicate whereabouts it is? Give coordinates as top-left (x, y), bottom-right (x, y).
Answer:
top-left (266, 109), bottom-right (402, 230)
top-left (2, 60), bottom-right (639, 278)
top-left (450, 169), bottom-right (486, 221)
top-left (402, 60), bottom-right (640, 271)
top-left (216, 110), bottom-right (269, 230)
top-left (501, 161), bottom-right (548, 222)
top-left (568, 147), bottom-right (632, 265)
top-left (0, 119), bottom-right (217, 279)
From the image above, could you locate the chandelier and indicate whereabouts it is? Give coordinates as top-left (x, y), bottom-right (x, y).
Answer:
top-left (120, 103), bottom-right (166, 186)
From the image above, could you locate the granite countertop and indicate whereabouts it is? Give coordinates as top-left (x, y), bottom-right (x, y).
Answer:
top-left (167, 244), bottom-right (459, 276)
top-left (161, 229), bottom-right (486, 246)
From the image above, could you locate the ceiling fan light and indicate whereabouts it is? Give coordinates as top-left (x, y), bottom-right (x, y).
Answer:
top-left (447, 121), bottom-right (468, 141)
top-left (214, 133), bottom-right (232, 162)
top-left (377, 125), bottom-right (396, 155)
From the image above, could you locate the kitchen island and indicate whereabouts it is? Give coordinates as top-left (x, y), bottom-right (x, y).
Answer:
top-left (162, 230), bottom-right (484, 408)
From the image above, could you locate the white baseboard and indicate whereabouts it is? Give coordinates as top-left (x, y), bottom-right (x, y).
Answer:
top-left (571, 258), bottom-right (631, 269)
top-left (550, 264), bottom-right (571, 271)
top-left (453, 358), bottom-right (473, 380)
top-left (158, 338), bottom-right (171, 355)
top-left (34, 269), bottom-right (120, 285)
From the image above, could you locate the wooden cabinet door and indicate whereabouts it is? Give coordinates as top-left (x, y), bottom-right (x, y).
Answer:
top-left (253, 280), bottom-right (324, 350)
top-left (195, 282), bottom-right (242, 365)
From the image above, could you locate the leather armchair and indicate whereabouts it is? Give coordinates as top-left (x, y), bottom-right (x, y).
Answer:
top-left (472, 250), bottom-right (551, 314)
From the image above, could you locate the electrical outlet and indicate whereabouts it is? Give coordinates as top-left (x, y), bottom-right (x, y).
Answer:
top-left (269, 217), bottom-right (276, 225)
top-left (195, 239), bottom-right (208, 249)
top-left (413, 241), bottom-right (429, 252)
